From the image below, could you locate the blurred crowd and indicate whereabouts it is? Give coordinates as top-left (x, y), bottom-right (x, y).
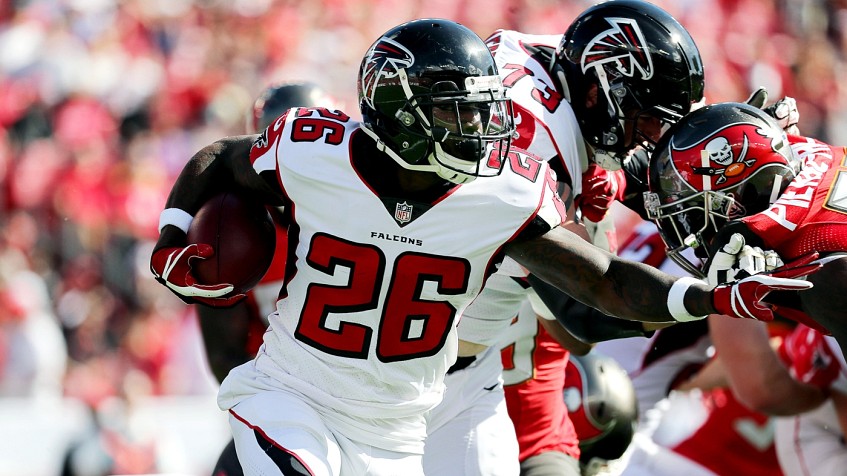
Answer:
top-left (1, 0), bottom-right (847, 474)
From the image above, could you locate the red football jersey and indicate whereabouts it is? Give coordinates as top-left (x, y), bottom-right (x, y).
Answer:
top-left (670, 387), bottom-right (783, 476)
top-left (744, 136), bottom-right (847, 260)
top-left (502, 322), bottom-right (580, 461)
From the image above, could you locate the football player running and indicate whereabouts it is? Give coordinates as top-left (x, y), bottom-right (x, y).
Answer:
top-left (151, 19), bottom-right (814, 476)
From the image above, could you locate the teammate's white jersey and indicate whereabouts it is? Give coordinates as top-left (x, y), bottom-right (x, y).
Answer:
top-left (487, 30), bottom-right (587, 191)
top-left (454, 30), bottom-right (590, 347)
top-left (218, 107), bottom-right (564, 453)
top-left (775, 336), bottom-right (847, 476)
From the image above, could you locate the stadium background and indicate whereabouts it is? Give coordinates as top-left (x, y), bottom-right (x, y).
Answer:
top-left (0, 0), bottom-right (843, 474)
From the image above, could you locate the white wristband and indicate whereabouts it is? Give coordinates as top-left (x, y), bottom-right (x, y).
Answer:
top-left (158, 208), bottom-right (194, 234)
top-left (667, 276), bottom-right (708, 322)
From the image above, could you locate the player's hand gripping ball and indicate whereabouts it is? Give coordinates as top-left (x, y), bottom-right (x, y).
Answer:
top-left (187, 191), bottom-right (276, 296)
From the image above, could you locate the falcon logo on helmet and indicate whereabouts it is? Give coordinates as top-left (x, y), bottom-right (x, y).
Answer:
top-left (671, 123), bottom-right (782, 190)
top-left (581, 17), bottom-right (653, 80)
top-left (360, 38), bottom-right (414, 109)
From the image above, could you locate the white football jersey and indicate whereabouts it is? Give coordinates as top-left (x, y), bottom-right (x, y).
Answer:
top-left (455, 30), bottom-right (590, 347)
top-left (486, 30), bottom-right (587, 192)
top-left (218, 107), bottom-right (565, 453)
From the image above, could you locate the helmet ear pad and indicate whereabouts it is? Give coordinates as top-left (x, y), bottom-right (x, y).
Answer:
top-left (364, 100), bottom-right (433, 166)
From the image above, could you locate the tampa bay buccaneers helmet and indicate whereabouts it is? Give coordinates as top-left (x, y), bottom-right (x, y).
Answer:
top-left (358, 19), bottom-right (514, 184)
top-left (644, 102), bottom-right (801, 277)
top-left (564, 352), bottom-right (638, 469)
top-left (249, 82), bottom-right (334, 132)
top-left (556, 0), bottom-right (705, 170)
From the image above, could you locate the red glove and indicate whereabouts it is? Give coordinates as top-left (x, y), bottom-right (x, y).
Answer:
top-left (712, 253), bottom-right (821, 321)
top-left (577, 163), bottom-right (626, 222)
top-left (779, 324), bottom-right (842, 389)
top-left (150, 244), bottom-right (245, 307)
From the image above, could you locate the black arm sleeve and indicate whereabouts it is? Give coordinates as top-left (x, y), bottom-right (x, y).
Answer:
top-left (620, 148), bottom-right (651, 220)
top-left (526, 273), bottom-right (654, 343)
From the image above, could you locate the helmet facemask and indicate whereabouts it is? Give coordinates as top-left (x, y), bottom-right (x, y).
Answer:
top-left (409, 75), bottom-right (514, 184)
top-left (584, 65), bottom-right (685, 171)
top-left (645, 189), bottom-right (738, 277)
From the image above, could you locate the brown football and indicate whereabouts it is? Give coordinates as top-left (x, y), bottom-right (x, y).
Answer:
top-left (186, 191), bottom-right (276, 294)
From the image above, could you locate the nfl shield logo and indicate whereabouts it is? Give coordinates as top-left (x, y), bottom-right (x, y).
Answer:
top-left (395, 201), bottom-right (413, 223)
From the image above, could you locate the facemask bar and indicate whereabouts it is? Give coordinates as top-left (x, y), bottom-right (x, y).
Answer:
top-left (407, 73), bottom-right (514, 183)
top-left (594, 66), bottom-right (627, 152)
top-left (644, 190), bottom-right (737, 278)
top-left (592, 66), bottom-right (688, 170)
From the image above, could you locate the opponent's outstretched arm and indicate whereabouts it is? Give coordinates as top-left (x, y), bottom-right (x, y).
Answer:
top-left (505, 225), bottom-right (818, 323)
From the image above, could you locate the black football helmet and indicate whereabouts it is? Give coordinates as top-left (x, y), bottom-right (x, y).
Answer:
top-left (644, 102), bottom-right (801, 277)
top-left (556, 0), bottom-right (705, 170)
top-left (249, 82), bottom-right (333, 132)
top-left (358, 19), bottom-right (514, 184)
top-left (564, 352), bottom-right (638, 468)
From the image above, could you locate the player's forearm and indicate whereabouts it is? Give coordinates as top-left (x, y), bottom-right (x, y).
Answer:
top-left (197, 303), bottom-right (254, 383)
top-left (507, 227), bottom-right (713, 323)
top-left (734, 359), bottom-right (826, 415)
top-left (537, 315), bottom-right (592, 355)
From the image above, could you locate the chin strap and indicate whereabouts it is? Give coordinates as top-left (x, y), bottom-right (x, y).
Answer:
top-left (359, 124), bottom-right (475, 185)
top-left (359, 125), bottom-right (435, 173)
top-left (593, 148), bottom-right (623, 171)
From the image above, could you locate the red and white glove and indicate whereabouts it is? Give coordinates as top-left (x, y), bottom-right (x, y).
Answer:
top-left (150, 244), bottom-right (245, 307)
top-left (712, 253), bottom-right (821, 321)
top-left (778, 324), bottom-right (842, 389)
top-left (577, 163), bottom-right (626, 222)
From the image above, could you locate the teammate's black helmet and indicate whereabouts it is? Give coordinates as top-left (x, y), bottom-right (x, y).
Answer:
top-left (556, 0), bottom-right (705, 169)
top-left (644, 102), bottom-right (800, 277)
top-left (358, 18), bottom-right (514, 184)
top-left (249, 82), bottom-right (333, 132)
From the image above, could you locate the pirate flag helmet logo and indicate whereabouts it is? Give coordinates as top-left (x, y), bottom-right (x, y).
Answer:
top-left (672, 121), bottom-right (784, 190)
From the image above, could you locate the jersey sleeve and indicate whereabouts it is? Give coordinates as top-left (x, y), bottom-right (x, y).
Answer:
top-left (248, 111), bottom-right (290, 197)
top-left (513, 164), bottom-right (568, 242)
